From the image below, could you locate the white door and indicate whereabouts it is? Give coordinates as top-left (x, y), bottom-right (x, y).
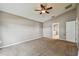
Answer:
top-left (66, 21), bottom-right (76, 42)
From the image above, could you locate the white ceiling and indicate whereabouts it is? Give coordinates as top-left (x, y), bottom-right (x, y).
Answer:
top-left (0, 3), bottom-right (76, 22)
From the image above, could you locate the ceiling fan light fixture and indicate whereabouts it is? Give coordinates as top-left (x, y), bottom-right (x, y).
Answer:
top-left (41, 10), bottom-right (46, 13)
top-left (35, 4), bottom-right (53, 14)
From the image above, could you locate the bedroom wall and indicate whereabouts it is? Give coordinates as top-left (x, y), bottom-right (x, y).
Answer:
top-left (43, 9), bottom-right (76, 40)
top-left (0, 11), bottom-right (43, 47)
top-left (43, 19), bottom-right (52, 38)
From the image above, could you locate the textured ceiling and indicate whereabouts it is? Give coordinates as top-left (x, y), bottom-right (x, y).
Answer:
top-left (0, 3), bottom-right (76, 22)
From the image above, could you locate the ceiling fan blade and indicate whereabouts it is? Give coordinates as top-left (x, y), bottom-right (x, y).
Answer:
top-left (46, 7), bottom-right (52, 10)
top-left (45, 11), bottom-right (49, 14)
top-left (40, 4), bottom-right (45, 9)
top-left (35, 9), bottom-right (41, 11)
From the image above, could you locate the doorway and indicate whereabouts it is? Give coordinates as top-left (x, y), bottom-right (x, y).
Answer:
top-left (52, 23), bottom-right (59, 39)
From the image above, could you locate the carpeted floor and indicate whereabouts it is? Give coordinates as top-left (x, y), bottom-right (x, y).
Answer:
top-left (0, 37), bottom-right (78, 56)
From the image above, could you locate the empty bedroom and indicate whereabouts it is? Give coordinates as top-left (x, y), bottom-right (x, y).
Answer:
top-left (0, 3), bottom-right (79, 56)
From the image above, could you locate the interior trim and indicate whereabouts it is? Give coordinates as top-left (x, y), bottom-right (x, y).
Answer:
top-left (0, 36), bottom-right (42, 48)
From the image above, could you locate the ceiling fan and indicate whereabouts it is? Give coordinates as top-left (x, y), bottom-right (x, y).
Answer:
top-left (35, 4), bottom-right (53, 14)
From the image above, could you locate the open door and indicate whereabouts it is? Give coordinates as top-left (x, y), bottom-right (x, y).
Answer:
top-left (52, 23), bottom-right (59, 39)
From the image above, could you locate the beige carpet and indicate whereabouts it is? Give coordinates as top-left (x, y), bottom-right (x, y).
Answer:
top-left (0, 37), bottom-right (78, 56)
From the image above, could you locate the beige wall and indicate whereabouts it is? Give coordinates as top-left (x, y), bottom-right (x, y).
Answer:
top-left (43, 9), bottom-right (76, 40)
top-left (0, 11), bottom-right (43, 47)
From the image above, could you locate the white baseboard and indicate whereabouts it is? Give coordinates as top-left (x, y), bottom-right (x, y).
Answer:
top-left (0, 36), bottom-right (42, 48)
